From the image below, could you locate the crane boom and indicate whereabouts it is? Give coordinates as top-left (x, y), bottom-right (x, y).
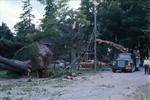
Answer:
top-left (96, 39), bottom-right (128, 53)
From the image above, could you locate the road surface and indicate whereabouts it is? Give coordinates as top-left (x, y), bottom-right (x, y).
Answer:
top-left (0, 70), bottom-right (149, 100)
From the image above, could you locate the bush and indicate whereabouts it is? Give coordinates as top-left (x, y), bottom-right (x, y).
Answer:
top-left (47, 68), bottom-right (71, 78)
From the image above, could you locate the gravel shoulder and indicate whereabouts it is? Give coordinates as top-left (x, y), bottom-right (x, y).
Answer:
top-left (124, 83), bottom-right (150, 100)
top-left (0, 70), bottom-right (149, 100)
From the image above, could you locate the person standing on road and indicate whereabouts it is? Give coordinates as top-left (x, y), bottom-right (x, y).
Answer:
top-left (143, 57), bottom-right (149, 74)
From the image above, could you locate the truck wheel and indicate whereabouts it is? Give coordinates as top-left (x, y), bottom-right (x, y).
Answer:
top-left (135, 67), bottom-right (140, 71)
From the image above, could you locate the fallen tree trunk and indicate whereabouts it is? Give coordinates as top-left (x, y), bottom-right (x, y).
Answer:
top-left (0, 56), bottom-right (30, 72)
top-left (0, 42), bottom-right (53, 77)
top-left (0, 63), bottom-right (22, 73)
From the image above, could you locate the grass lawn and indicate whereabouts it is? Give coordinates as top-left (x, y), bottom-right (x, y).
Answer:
top-left (0, 71), bottom-right (7, 78)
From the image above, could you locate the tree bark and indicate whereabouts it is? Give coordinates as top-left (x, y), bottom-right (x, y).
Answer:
top-left (0, 63), bottom-right (21, 73)
top-left (96, 39), bottom-right (128, 53)
top-left (71, 45), bottom-right (77, 70)
top-left (0, 56), bottom-right (30, 72)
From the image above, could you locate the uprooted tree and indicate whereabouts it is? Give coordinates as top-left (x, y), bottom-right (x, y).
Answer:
top-left (0, 42), bottom-right (53, 78)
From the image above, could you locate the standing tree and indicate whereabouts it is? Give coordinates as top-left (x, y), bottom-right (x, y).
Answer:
top-left (14, 0), bottom-right (36, 42)
top-left (41, 0), bottom-right (57, 35)
top-left (58, 10), bottom-right (89, 68)
top-left (37, 0), bottom-right (73, 60)
top-left (38, 0), bottom-right (69, 35)
top-left (0, 22), bottom-right (23, 58)
top-left (80, 0), bottom-right (150, 60)
top-left (0, 22), bottom-right (13, 40)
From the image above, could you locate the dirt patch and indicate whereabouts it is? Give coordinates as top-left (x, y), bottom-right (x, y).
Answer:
top-left (0, 70), bottom-right (149, 100)
top-left (125, 84), bottom-right (150, 100)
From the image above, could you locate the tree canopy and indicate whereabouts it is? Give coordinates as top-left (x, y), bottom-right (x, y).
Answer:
top-left (0, 22), bottom-right (13, 40)
top-left (1, 0), bottom-right (150, 60)
top-left (80, 0), bottom-right (150, 59)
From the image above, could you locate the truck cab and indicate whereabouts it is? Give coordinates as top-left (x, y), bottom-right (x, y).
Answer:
top-left (112, 53), bottom-right (140, 72)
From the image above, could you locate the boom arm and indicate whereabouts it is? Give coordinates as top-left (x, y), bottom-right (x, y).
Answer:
top-left (96, 39), bottom-right (128, 52)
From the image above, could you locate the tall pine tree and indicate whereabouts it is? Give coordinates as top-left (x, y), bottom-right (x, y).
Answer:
top-left (14, 0), bottom-right (35, 42)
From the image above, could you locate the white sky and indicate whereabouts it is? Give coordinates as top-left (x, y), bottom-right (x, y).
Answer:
top-left (0, 0), bottom-right (81, 31)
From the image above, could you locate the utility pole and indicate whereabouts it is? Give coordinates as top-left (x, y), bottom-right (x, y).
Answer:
top-left (93, 0), bottom-right (98, 71)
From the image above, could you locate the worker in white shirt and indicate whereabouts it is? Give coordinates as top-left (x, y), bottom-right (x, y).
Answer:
top-left (143, 57), bottom-right (150, 74)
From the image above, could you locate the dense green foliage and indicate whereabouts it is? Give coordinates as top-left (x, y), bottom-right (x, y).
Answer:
top-left (1, 0), bottom-right (150, 61)
top-left (0, 39), bottom-right (23, 58)
top-left (13, 43), bottom-right (39, 70)
top-left (14, 0), bottom-right (36, 42)
top-left (0, 22), bottom-right (23, 58)
top-left (35, 0), bottom-right (150, 61)
top-left (99, 0), bottom-right (150, 47)
top-left (0, 23), bottom-right (13, 40)
top-left (81, 0), bottom-right (150, 59)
